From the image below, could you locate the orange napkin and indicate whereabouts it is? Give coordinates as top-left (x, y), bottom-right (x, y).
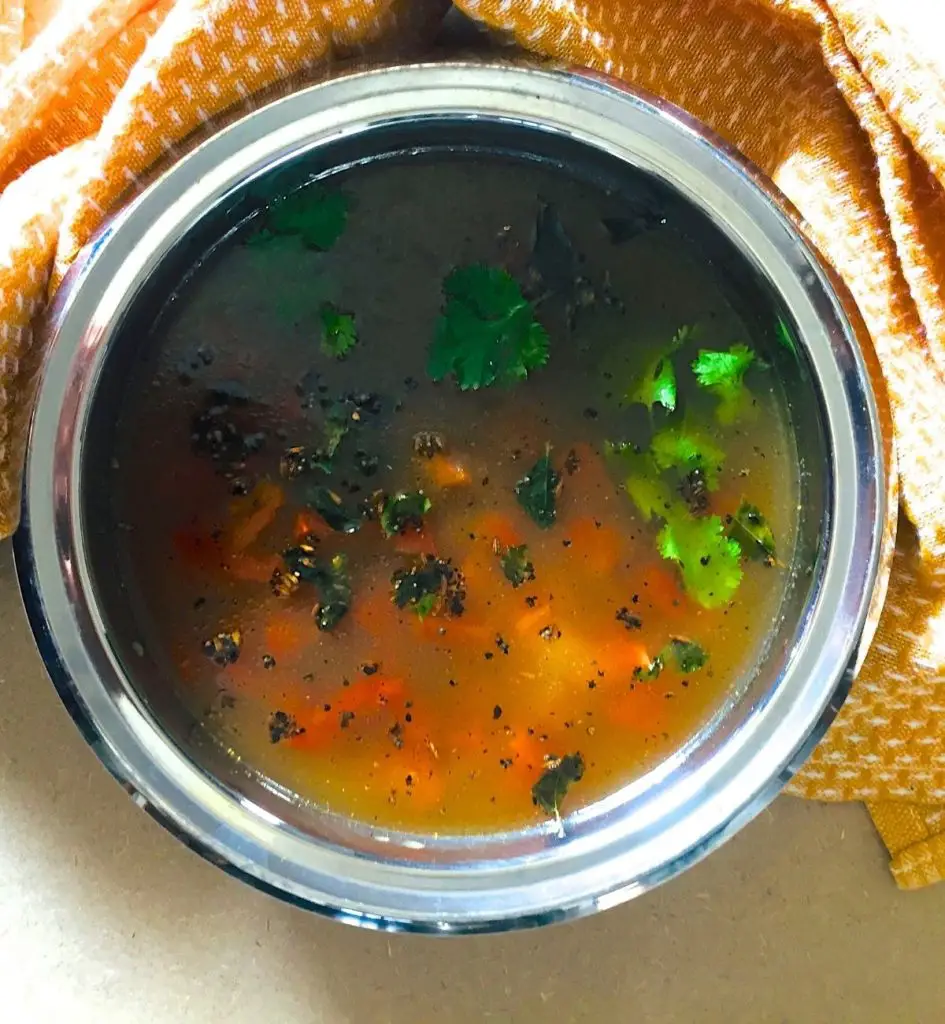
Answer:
top-left (3, 0), bottom-right (945, 887)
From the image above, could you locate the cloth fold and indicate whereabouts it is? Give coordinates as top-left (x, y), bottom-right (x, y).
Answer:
top-left (2, 0), bottom-right (945, 886)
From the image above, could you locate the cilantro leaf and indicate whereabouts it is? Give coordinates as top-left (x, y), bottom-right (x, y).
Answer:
top-left (728, 500), bottom-right (776, 562)
top-left (391, 555), bottom-right (466, 618)
top-left (428, 265), bottom-right (549, 390)
top-left (380, 492), bottom-right (432, 538)
top-left (255, 185), bottom-right (349, 251)
top-left (304, 486), bottom-right (361, 534)
top-left (657, 512), bottom-right (742, 608)
top-left (691, 344), bottom-right (755, 423)
top-left (627, 325), bottom-right (694, 412)
top-left (650, 426), bottom-right (725, 490)
top-left (515, 446), bottom-right (561, 528)
top-left (531, 753), bottom-right (585, 816)
top-left (319, 303), bottom-right (358, 359)
top-left (499, 544), bottom-right (535, 587)
top-left (666, 637), bottom-right (708, 673)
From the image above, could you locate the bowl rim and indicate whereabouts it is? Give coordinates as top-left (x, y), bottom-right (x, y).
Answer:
top-left (16, 60), bottom-right (890, 933)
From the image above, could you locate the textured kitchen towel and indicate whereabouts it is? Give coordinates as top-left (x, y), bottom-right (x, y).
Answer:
top-left (2, 0), bottom-right (945, 888)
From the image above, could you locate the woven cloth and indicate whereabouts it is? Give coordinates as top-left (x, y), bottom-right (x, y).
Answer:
top-left (3, 0), bottom-right (945, 888)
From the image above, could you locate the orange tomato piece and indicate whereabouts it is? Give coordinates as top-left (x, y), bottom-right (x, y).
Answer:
top-left (394, 527), bottom-right (438, 557)
top-left (293, 510), bottom-right (332, 541)
top-left (469, 511), bottom-right (523, 549)
top-left (567, 515), bottom-right (623, 575)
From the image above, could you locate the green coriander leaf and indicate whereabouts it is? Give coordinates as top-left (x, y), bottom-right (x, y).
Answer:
top-left (728, 500), bottom-right (776, 562)
top-left (632, 655), bottom-right (664, 682)
top-left (391, 555), bottom-right (466, 618)
top-left (305, 486), bottom-right (361, 534)
top-left (531, 753), bottom-right (585, 816)
top-left (651, 426), bottom-right (726, 490)
top-left (319, 303), bottom-right (358, 359)
top-left (625, 473), bottom-right (674, 522)
top-left (657, 512), bottom-right (743, 608)
top-left (380, 491), bottom-right (432, 538)
top-left (666, 637), bottom-right (708, 673)
top-left (691, 344), bottom-right (755, 423)
top-left (515, 446), bottom-right (561, 529)
top-left (500, 544), bottom-right (535, 587)
top-left (263, 185), bottom-right (349, 250)
top-left (428, 265), bottom-right (549, 390)
top-left (626, 324), bottom-right (693, 412)
top-left (630, 356), bottom-right (677, 412)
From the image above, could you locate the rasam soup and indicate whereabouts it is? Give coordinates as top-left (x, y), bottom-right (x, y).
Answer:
top-left (106, 152), bottom-right (797, 833)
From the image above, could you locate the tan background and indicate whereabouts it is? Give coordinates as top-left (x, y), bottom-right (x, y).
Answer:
top-left (0, 543), bottom-right (943, 1021)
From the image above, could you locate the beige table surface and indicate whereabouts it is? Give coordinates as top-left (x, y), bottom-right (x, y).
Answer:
top-left (1, 540), bottom-right (943, 1023)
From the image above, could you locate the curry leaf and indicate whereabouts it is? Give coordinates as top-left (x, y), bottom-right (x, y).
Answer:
top-left (515, 446), bottom-right (561, 528)
top-left (728, 500), bottom-right (776, 562)
top-left (305, 485), bottom-right (361, 534)
top-left (531, 753), bottom-right (585, 816)
top-left (319, 303), bottom-right (358, 359)
top-left (657, 512), bottom-right (742, 608)
top-left (428, 265), bottom-right (549, 390)
top-left (380, 492), bottom-right (432, 538)
top-left (391, 555), bottom-right (466, 618)
top-left (309, 553), bottom-right (352, 631)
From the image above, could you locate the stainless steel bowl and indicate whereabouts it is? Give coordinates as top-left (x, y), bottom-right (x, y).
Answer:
top-left (15, 62), bottom-right (893, 933)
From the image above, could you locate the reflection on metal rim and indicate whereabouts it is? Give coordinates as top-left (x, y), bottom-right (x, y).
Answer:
top-left (16, 62), bottom-right (890, 933)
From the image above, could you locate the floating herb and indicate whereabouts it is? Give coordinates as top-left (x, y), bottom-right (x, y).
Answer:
top-left (650, 426), bottom-right (725, 490)
top-left (530, 202), bottom-right (578, 299)
top-left (251, 185), bottom-right (349, 251)
top-left (691, 344), bottom-right (755, 423)
top-left (657, 512), bottom-right (743, 608)
top-left (269, 710), bottom-right (305, 744)
top-left (391, 555), bottom-right (466, 619)
top-left (202, 630), bottom-right (242, 667)
top-left (666, 637), bottom-right (708, 673)
top-left (309, 553), bottom-right (352, 631)
top-left (380, 491), bottom-right (432, 538)
top-left (428, 264), bottom-right (549, 390)
top-left (515, 446), bottom-right (561, 528)
top-left (627, 325), bottom-right (694, 413)
top-left (305, 485), bottom-right (361, 534)
top-left (319, 303), bottom-right (358, 360)
top-left (728, 500), bottom-right (776, 563)
top-left (632, 655), bottom-right (664, 682)
top-left (531, 753), bottom-right (585, 817)
top-left (499, 543), bottom-right (535, 588)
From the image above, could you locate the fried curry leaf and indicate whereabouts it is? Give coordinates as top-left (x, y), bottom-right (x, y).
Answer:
top-left (691, 344), bottom-right (755, 423)
top-left (500, 543), bottom-right (535, 587)
top-left (650, 426), bottom-right (725, 490)
top-left (391, 555), bottom-right (466, 619)
top-left (515, 446), bottom-right (561, 528)
top-left (305, 485), bottom-right (361, 534)
top-left (531, 753), bottom-right (585, 817)
top-left (667, 637), bottom-right (708, 673)
top-left (253, 185), bottom-right (349, 251)
top-left (428, 265), bottom-right (550, 390)
top-left (626, 325), bottom-right (694, 413)
top-left (728, 500), bottom-right (776, 562)
top-left (309, 553), bottom-right (352, 631)
top-left (657, 512), bottom-right (743, 608)
top-left (380, 491), bottom-right (432, 538)
top-left (319, 303), bottom-right (358, 359)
